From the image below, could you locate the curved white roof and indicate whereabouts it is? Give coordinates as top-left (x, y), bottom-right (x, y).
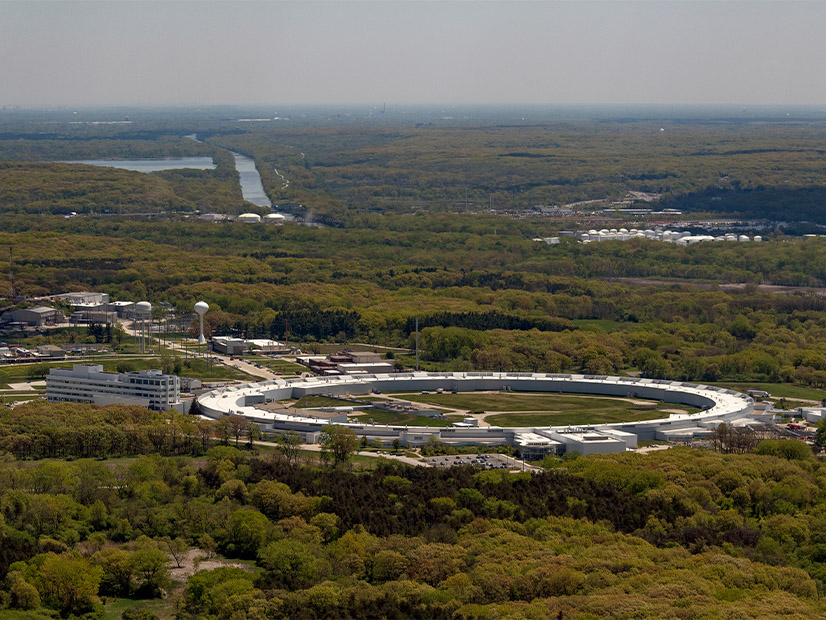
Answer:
top-left (197, 372), bottom-right (753, 442)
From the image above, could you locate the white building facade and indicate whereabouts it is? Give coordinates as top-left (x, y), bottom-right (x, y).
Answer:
top-left (46, 364), bottom-right (180, 411)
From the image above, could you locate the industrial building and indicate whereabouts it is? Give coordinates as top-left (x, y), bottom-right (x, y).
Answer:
top-left (1, 306), bottom-right (64, 327)
top-left (70, 309), bottom-right (118, 325)
top-left (108, 301), bottom-right (137, 318)
top-left (297, 351), bottom-right (395, 375)
top-left (46, 364), bottom-right (181, 411)
top-left (211, 337), bottom-right (288, 355)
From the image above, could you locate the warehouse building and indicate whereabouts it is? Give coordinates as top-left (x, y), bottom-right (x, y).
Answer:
top-left (2, 306), bottom-right (64, 327)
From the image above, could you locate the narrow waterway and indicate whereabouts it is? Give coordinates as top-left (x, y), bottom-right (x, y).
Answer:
top-left (185, 133), bottom-right (272, 208)
top-left (231, 151), bottom-right (272, 208)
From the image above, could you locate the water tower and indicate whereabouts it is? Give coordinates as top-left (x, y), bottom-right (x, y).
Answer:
top-left (135, 301), bottom-right (152, 354)
top-left (194, 301), bottom-right (209, 345)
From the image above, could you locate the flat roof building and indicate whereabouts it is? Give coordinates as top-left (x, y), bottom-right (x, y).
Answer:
top-left (46, 364), bottom-right (180, 411)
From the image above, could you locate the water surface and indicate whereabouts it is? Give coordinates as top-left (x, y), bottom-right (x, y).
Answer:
top-left (68, 157), bottom-right (216, 172)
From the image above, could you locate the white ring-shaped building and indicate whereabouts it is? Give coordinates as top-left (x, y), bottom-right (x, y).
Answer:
top-left (196, 372), bottom-right (755, 456)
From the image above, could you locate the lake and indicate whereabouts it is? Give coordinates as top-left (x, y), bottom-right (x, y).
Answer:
top-left (68, 157), bottom-right (217, 172)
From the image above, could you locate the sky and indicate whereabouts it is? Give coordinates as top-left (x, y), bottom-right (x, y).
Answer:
top-left (2, 0), bottom-right (825, 107)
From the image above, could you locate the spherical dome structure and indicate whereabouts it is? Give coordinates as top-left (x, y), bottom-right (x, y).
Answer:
top-left (194, 301), bottom-right (209, 316)
top-left (238, 213), bottom-right (261, 223)
top-left (264, 213), bottom-right (286, 222)
top-left (135, 301), bottom-right (152, 315)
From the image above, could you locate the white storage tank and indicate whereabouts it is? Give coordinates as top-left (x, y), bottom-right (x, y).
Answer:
top-left (238, 213), bottom-right (262, 223)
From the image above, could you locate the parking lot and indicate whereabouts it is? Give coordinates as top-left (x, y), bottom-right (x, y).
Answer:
top-left (422, 453), bottom-right (520, 470)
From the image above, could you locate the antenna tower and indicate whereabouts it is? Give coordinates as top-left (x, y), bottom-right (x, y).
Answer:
top-left (8, 248), bottom-right (15, 300)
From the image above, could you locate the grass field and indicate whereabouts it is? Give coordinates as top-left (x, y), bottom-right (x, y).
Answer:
top-left (351, 410), bottom-right (463, 427)
top-left (387, 391), bottom-right (698, 427)
top-left (395, 391), bottom-right (696, 413)
top-left (483, 408), bottom-right (667, 427)
top-left (101, 598), bottom-right (169, 620)
top-left (710, 382), bottom-right (826, 401)
top-left (292, 395), bottom-right (352, 408)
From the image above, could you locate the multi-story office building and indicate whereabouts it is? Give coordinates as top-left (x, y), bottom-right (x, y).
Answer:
top-left (46, 364), bottom-right (180, 411)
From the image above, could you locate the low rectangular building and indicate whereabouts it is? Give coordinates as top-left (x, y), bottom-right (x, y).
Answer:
top-left (548, 431), bottom-right (628, 456)
top-left (211, 337), bottom-right (247, 355)
top-left (513, 432), bottom-right (564, 459)
top-left (36, 345), bottom-right (66, 359)
top-left (71, 310), bottom-right (118, 324)
top-left (337, 362), bottom-right (396, 375)
top-left (46, 364), bottom-right (180, 411)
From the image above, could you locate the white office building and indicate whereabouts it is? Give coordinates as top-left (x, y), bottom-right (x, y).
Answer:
top-left (46, 364), bottom-right (181, 411)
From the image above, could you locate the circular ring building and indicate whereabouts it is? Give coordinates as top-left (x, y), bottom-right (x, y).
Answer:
top-left (196, 372), bottom-right (755, 456)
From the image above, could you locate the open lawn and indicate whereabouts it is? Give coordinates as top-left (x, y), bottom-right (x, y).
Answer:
top-left (389, 391), bottom-right (698, 427)
top-left (484, 408), bottom-right (669, 427)
top-left (101, 598), bottom-right (170, 620)
top-left (292, 395), bottom-right (352, 408)
top-left (351, 409), bottom-right (463, 427)
top-left (710, 382), bottom-right (826, 401)
top-left (396, 391), bottom-right (697, 413)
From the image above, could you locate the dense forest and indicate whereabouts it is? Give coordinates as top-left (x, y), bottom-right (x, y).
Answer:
top-left (0, 403), bottom-right (825, 618)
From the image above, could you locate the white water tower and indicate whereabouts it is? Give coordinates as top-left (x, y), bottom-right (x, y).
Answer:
top-left (194, 301), bottom-right (209, 345)
top-left (135, 301), bottom-right (152, 354)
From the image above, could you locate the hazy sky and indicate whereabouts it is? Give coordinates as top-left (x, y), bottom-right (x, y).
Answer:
top-left (2, 0), bottom-right (825, 107)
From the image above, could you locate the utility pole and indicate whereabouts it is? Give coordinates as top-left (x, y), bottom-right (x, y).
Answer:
top-left (415, 316), bottom-right (419, 371)
top-left (7, 248), bottom-right (15, 300)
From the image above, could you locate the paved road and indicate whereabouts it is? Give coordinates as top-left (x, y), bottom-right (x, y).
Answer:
top-left (253, 440), bottom-right (427, 467)
top-left (119, 319), bottom-right (278, 381)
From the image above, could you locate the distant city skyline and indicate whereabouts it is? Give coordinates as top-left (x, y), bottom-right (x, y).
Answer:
top-left (2, 0), bottom-right (825, 107)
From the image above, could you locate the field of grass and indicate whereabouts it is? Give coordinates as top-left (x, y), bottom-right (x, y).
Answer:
top-left (386, 391), bottom-right (699, 427)
top-left (351, 410), bottom-right (463, 427)
top-left (395, 391), bottom-right (695, 413)
top-left (710, 382), bottom-right (826, 401)
top-left (483, 408), bottom-right (668, 427)
top-left (0, 611), bottom-right (57, 620)
top-left (101, 598), bottom-right (169, 620)
top-left (293, 395), bottom-right (352, 408)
